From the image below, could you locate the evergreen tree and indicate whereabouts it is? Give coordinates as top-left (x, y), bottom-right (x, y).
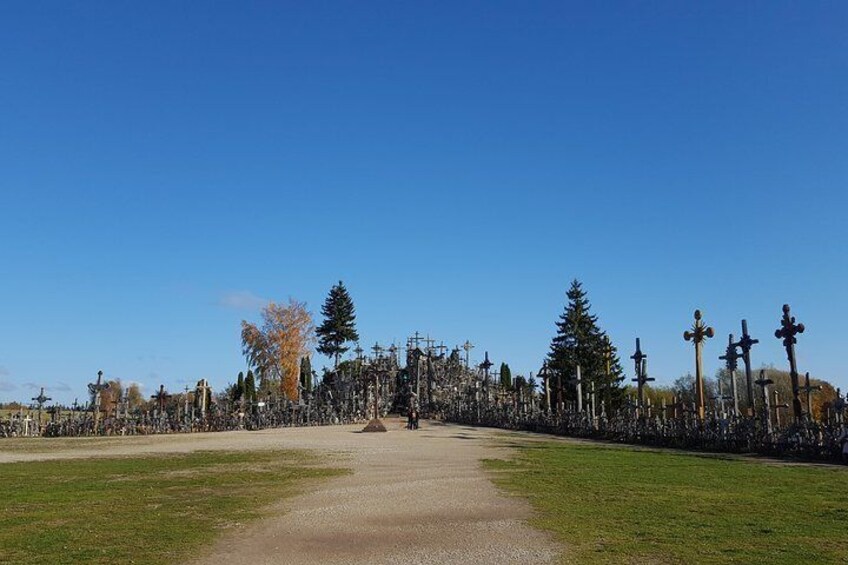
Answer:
top-left (548, 279), bottom-right (625, 411)
top-left (500, 362), bottom-right (513, 389)
top-left (300, 356), bottom-right (313, 392)
top-left (235, 371), bottom-right (245, 403)
top-left (316, 281), bottom-right (360, 368)
top-left (245, 370), bottom-right (257, 404)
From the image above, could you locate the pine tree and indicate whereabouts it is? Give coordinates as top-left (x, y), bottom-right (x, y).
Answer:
top-left (316, 281), bottom-right (360, 367)
top-left (500, 362), bottom-right (513, 389)
top-left (548, 280), bottom-right (625, 411)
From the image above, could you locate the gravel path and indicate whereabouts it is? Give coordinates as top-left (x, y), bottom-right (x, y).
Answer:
top-left (0, 419), bottom-right (561, 564)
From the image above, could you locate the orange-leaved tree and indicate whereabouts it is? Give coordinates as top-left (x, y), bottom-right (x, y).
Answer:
top-left (241, 298), bottom-right (316, 400)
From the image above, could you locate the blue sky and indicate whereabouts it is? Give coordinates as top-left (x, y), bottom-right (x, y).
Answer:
top-left (1, 2), bottom-right (846, 404)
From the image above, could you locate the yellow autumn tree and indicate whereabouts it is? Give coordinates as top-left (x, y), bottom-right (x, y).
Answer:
top-left (241, 298), bottom-right (315, 400)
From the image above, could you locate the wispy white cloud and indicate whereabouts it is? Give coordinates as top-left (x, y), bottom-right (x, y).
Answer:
top-left (22, 382), bottom-right (41, 390)
top-left (217, 290), bottom-right (267, 310)
top-left (52, 383), bottom-right (72, 392)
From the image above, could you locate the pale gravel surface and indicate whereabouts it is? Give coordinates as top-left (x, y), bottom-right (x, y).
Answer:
top-left (0, 419), bottom-right (561, 564)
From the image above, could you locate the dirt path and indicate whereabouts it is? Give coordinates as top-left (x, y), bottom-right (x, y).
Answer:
top-left (0, 419), bottom-right (560, 564)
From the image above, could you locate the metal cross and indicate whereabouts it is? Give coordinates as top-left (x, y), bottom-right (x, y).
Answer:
top-left (774, 304), bottom-right (805, 423)
top-left (683, 309), bottom-right (715, 421)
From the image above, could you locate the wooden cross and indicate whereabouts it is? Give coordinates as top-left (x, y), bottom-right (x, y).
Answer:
top-left (540, 362), bottom-right (552, 414)
top-left (568, 365), bottom-right (583, 413)
top-left (719, 334), bottom-right (743, 417)
top-left (88, 370), bottom-right (110, 429)
top-left (479, 352), bottom-right (493, 398)
top-left (772, 390), bottom-right (790, 429)
top-left (462, 340), bottom-right (474, 367)
top-left (151, 384), bottom-right (171, 416)
top-left (371, 342), bottom-right (383, 359)
top-left (801, 372), bottom-right (822, 421)
top-left (31, 387), bottom-right (51, 424)
top-left (683, 309), bottom-right (715, 421)
top-left (630, 339), bottom-right (654, 417)
top-left (754, 370), bottom-right (774, 433)
top-left (774, 304), bottom-right (805, 423)
top-left (733, 320), bottom-right (759, 417)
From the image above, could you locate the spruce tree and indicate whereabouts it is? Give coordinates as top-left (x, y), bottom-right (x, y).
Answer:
top-left (500, 362), bottom-right (513, 389)
top-left (548, 280), bottom-right (625, 410)
top-left (316, 281), bottom-right (360, 367)
top-left (235, 372), bottom-right (245, 403)
top-left (245, 370), bottom-right (257, 404)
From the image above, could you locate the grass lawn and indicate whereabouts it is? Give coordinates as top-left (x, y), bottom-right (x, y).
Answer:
top-left (0, 450), bottom-right (346, 564)
top-left (486, 441), bottom-right (848, 564)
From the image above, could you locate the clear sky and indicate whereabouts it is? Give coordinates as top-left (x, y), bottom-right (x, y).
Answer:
top-left (1, 2), bottom-right (846, 404)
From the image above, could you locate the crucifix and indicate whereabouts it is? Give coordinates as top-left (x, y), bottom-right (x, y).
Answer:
top-left (540, 362), bottom-right (552, 414)
top-left (774, 304), bottom-right (805, 423)
top-left (719, 334), bottom-right (743, 417)
top-left (630, 339), bottom-right (653, 418)
top-left (31, 387), bottom-right (51, 425)
top-left (801, 372), bottom-right (822, 421)
top-left (568, 365), bottom-right (584, 413)
top-left (734, 320), bottom-right (759, 417)
top-left (151, 385), bottom-right (171, 418)
top-left (684, 309), bottom-right (715, 421)
top-left (755, 370), bottom-right (774, 433)
top-left (88, 370), bottom-right (110, 430)
top-left (479, 352), bottom-right (493, 401)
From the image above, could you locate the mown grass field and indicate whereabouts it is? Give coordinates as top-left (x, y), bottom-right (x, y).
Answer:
top-left (486, 441), bottom-right (848, 564)
top-left (0, 450), bottom-right (346, 564)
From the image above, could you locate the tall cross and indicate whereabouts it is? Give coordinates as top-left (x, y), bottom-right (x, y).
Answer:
top-left (630, 339), bottom-right (653, 417)
top-left (683, 309), bottom-right (715, 421)
top-left (462, 340), bottom-right (474, 367)
top-left (88, 370), bottom-right (110, 429)
top-left (734, 320), bottom-right (759, 417)
top-left (31, 387), bottom-right (51, 424)
top-left (151, 384), bottom-right (171, 416)
top-left (479, 352), bottom-right (493, 395)
top-left (568, 365), bottom-right (583, 413)
top-left (540, 362), bottom-right (552, 414)
top-left (800, 372), bottom-right (822, 421)
top-left (410, 331), bottom-right (423, 348)
top-left (371, 342), bottom-right (383, 359)
top-left (774, 304), bottom-right (805, 423)
top-left (437, 342), bottom-right (447, 357)
top-left (754, 370), bottom-right (774, 433)
top-left (719, 334), bottom-right (743, 417)
top-left (354, 344), bottom-right (364, 361)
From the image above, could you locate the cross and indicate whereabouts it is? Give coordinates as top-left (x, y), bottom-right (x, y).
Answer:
top-left (151, 384), bottom-right (171, 416)
top-left (88, 370), bottom-right (110, 429)
top-left (31, 387), bottom-right (51, 425)
top-left (719, 334), bottom-right (743, 417)
top-left (423, 335), bottom-right (436, 356)
top-left (772, 389), bottom-right (790, 429)
top-left (371, 342), bottom-right (383, 359)
top-left (568, 365), bottom-right (583, 413)
top-left (710, 377), bottom-right (733, 419)
top-left (774, 304), bottom-right (805, 423)
top-left (479, 351), bottom-right (493, 398)
top-left (437, 342), bottom-right (447, 357)
top-left (387, 344), bottom-right (398, 362)
top-left (734, 320), bottom-right (759, 417)
top-left (800, 372), bottom-right (822, 421)
top-left (540, 362), bottom-right (552, 414)
top-left (754, 370), bottom-right (774, 433)
top-left (630, 339), bottom-right (653, 417)
top-left (410, 331), bottom-right (423, 348)
top-left (462, 340), bottom-right (474, 367)
top-left (354, 344), bottom-right (364, 361)
top-left (683, 309), bottom-right (715, 421)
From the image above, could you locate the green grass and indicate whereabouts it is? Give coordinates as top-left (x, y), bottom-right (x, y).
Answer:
top-left (486, 441), bottom-right (848, 564)
top-left (0, 450), bottom-right (346, 564)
